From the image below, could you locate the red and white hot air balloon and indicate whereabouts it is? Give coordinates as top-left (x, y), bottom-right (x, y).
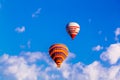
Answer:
top-left (66, 22), bottom-right (80, 39)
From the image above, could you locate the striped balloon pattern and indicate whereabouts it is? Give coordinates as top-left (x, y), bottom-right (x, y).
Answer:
top-left (49, 43), bottom-right (68, 68)
top-left (66, 22), bottom-right (80, 39)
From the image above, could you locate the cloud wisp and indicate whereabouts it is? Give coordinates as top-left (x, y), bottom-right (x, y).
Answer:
top-left (115, 28), bottom-right (120, 42)
top-left (15, 26), bottom-right (25, 33)
top-left (32, 8), bottom-right (41, 18)
top-left (20, 40), bottom-right (31, 49)
top-left (92, 45), bottom-right (103, 51)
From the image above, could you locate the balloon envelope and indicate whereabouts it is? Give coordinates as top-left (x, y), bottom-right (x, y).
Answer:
top-left (66, 22), bottom-right (80, 39)
top-left (49, 43), bottom-right (68, 68)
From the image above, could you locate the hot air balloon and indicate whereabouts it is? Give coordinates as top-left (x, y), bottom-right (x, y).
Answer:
top-left (66, 22), bottom-right (80, 39)
top-left (49, 43), bottom-right (68, 68)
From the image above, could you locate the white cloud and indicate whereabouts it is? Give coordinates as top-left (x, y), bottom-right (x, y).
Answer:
top-left (115, 28), bottom-right (120, 42)
top-left (92, 45), bottom-right (103, 51)
top-left (32, 8), bottom-right (41, 18)
top-left (60, 61), bottom-right (120, 80)
top-left (84, 61), bottom-right (100, 80)
top-left (0, 48), bottom-right (120, 80)
top-left (21, 51), bottom-right (48, 63)
top-left (100, 43), bottom-right (120, 64)
top-left (108, 66), bottom-right (120, 80)
top-left (15, 26), bottom-right (25, 33)
top-left (0, 54), bottom-right (39, 80)
top-left (0, 52), bottom-right (76, 80)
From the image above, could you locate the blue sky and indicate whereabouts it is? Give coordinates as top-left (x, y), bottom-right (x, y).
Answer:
top-left (0, 0), bottom-right (120, 80)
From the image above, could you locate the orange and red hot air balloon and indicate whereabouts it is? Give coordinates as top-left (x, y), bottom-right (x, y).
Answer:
top-left (49, 43), bottom-right (68, 68)
top-left (66, 22), bottom-right (80, 39)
